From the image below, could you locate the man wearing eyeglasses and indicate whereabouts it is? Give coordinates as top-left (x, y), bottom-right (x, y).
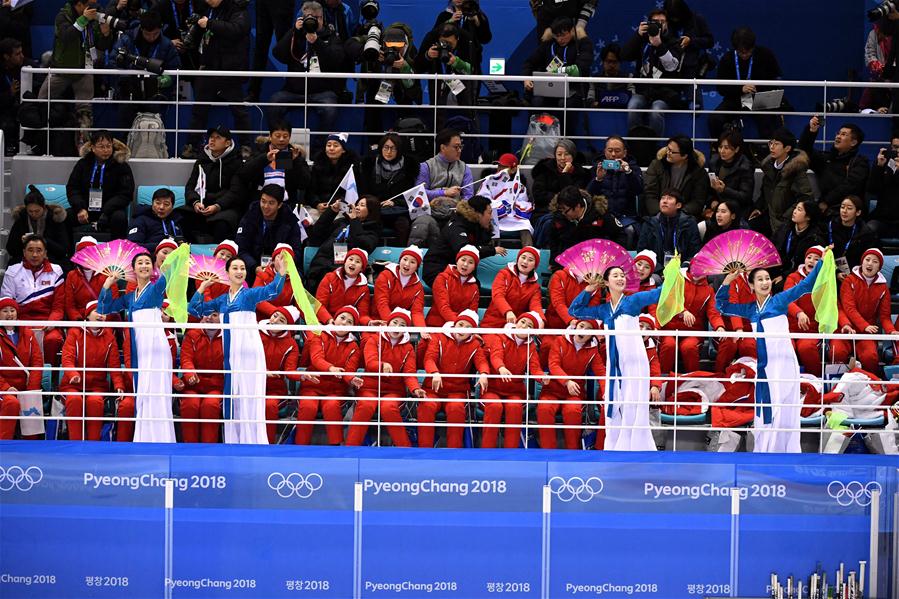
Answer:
top-left (868, 136), bottom-right (899, 239)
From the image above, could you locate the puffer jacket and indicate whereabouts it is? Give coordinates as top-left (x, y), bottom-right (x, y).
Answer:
top-left (421, 199), bottom-right (497, 286)
top-left (306, 149), bottom-right (361, 207)
top-left (757, 149), bottom-right (813, 234)
top-left (66, 139), bottom-right (134, 223)
top-left (643, 147), bottom-right (710, 218)
top-left (548, 194), bottom-right (626, 264)
top-left (184, 141), bottom-right (247, 225)
top-left (7, 204), bottom-right (70, 265)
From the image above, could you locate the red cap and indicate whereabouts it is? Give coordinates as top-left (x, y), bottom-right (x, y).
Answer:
top-left (214, 239), bottom-right (238, 258)
top-left (387, 307), bottom-right (412, 326)
top-left (274, 305), bottom-right (300, 325)
top-left (0, 297), bottom-right (19, 312)
top-left (345, 248), bottom-right (369, 270)
top-left (272, 243), bottom-right (295, 260)
top-left (639, 313), bottom-right (657, 330)
top-left (334, 305), bottom-right (360, 323)
top-left (517, 246), bottom-right (540, 269)
top-left (496, 153), bottom-right (519, 168)
top-left (805, 245), bottom-right (825, 259)
top-left (518, 311), bottom-right (543, 329)
top-left (400, 245), bottom-right (423, 266)
top-left (155, 238), bottom-right (178, 254)
top-left (634, 249), bottom-right (657, 271)
top-left (84, 300), bottom-right (99, 318)
top-left (861, 248), bottom-right (884, 267)
top-left (456, 244), bottom-right (480, 266)
top-left (455, 309), bottom-right (479, 328)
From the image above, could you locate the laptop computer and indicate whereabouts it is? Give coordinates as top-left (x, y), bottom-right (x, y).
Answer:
top-left (751, 89), bottom-right (784, 110)
top-left (532, 77), bottom-right (570, 98)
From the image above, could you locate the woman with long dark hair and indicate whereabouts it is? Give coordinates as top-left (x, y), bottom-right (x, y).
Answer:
top-left (773, 199), bottom-right (824, 274)
top-left (358, 133), bottom-right (419, 245)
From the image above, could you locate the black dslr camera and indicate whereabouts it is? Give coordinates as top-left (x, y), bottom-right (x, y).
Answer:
top-left (645, 20), bottom-right (664, 37)
top-left (181, 14), bottom-right (203, 50)
top-left (115, 47), bottom-right (165, 75)
top-left (437, 40), bottom-right (453, 64)
top-left (460, 0), bottom-right (480, 17)
top-left (302, 14), bottom-right (319, 33)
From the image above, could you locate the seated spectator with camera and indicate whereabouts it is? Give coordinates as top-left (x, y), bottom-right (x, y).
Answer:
top-left (269, 1), bottom-right (346, 145)
top-left (238, 119), bottom-right (311, 206)
top-left (868, 136), bottom-right (899, 238)
top-left (799, 116), bottom-right (870, 215)
top-left (433, 0), bottom-right (491, 76)
top-left (415, 22), bottom-right (476, 111)
top-left (156, 0), bottom-right (204, 69)
top-left (183, 125), bottom-right (246, 243)
top-left (585, 135), bottom-right (644, 248)
top-left (65, 129), bottom-right (134, 241)
top-left (127, 187), bottom-right (184, 251)
top-left (522, 17), bottom-right (593, 113)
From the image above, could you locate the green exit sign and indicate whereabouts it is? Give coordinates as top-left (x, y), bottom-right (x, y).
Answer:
top-left (489, 59), bottom-right (505, 75)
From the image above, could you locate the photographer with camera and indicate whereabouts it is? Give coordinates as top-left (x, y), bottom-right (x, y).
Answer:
top-left (522, 16), bottom-right (593, 114)
top-left (868, 2), bottom-right (899, 128)
top-left (181, 0), bottom-right (252, 158)
top-left (868, 136), bottom-right (899, 238)
top-left (0, 38), bottom-right (23, 155)
top-left (433, 0), bottom-right (491, 76)
top-left (101, 0), bottom-right (142, 30)
top-left (620, 8), bottom-right (684, 139)
top-left (37, 0), bottom-right (114, 135)
top-left (322, 0), bottom-right (356, 42)
top-left (529, 0), bottom-right (596, 43)
top-left (268, 1), bottom-right (346, 148)
top-left (414, 22), bottom-right (476, 110)
top-left (156, 0), bottom-right (203, 68)
top-left (237, 119), bottom-right (311, 207)
top-left (111, 10), bottom-right (180, 136)
top-left (799, 116), bottom-right (870, 215)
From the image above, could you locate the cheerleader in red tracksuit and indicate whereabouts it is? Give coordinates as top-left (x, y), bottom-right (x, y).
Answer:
top-left (202, 240), bottom-right (239, 301)
top-left (715, 271), bottom-right (758, 370)
top-left (427, 245), bottom-right (480, 328)
top-left (65, 236), bottom-right (120, 321)
top-left (658, 266), bottom-right (726, 374)
top-left (297, 305), bottom-right (363, 445)
top-left (315, 248), bottom-right (373, 324)
top-left (543, 267), bottom-right (602, 368)
top-left (256, 244), bottom-right (327, 322)
top-left (373, 245), bottom-right (427, 328)
top-left (537, 319), bottom-right (603, 450)
top-left (482, 311), bottom-right (545, 449)
top-left (60, 300), bottom-right (126, 441)
top-left (179, 311), bottom-right (225, 443)
top-left (633, 250), bottom-right (660, 316)
top-left (421, 309), bottom-right (489, 448)
top-left (347, 307), bottom-right (424, 447)
top-left (261, 306), bottom-right (303, 444)
top-left (0, 297), bottom-right (42, 439)
top-left (838, 248), bottom-right (899, 373)
top-left (481, 246), bottom-right (544, 329)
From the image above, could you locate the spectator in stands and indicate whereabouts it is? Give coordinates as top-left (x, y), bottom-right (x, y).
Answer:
top-left (862, 20), bottom-right (896, 113)
top-left (643, 135), bottom-right (710, 218)
top-left (709, 27), bottom-right (784, 143)
top-left (531, 0), bottom-right (597, 42)
top-left (322, 0), bottom-right (355, 41)
top-left (0, 297), bottom-right (41, 440)
top-left (548, 186), bottom-right (626, 265)
top-left (101, 0), bottom-right (142, 29)
top-left (530, 138), bottom-right (591, 221)
top-left (586, 44), bottom-right (636, 110)
top-left (373, 245), bottom-right (427, 328)
top-left (254, 244), bottom-right (320, 322)
top-left (7, 185), bottom-right (70, 266)
top-left (314, 248), bottom-right (373, 324)
top-left (358, 133), bottom-right (420, 246)
top-left (783, 246), bottom-right (831, 377)
top-left (127, 187), bottom-right (184, 251)
top-left (415, 22), bottom-right (477, 109)
top-left (306, 196), bottom-right (380, 290)
top-left (0, 235), bottom-right (65, 365)
top-left (621, 8), bottom-right (684, 138)
top-left (179, 310), bottom-right (224, 443)
top-left (748, 128), bottom-right (812, 236)
top-left (828, 195), bottom-right (876, 275)
top-left (65, 129), bottom-right (134, 241)
top-left (636, 188), bottom-right (702, 270)
top-left (658, 266), bottom-right (726, 374)
top-left (426, 245), bottom-right (480, 329)
top-left (662, 0), bottom-right (714, 79)
top-left (238, 120), bottom-right (311, 207)
top-left (38, 0), bottom-right (114, 134)
top-left (522, 17), bottom-right (593, 111)
top-left (433, 0), bottom-right (491, 76)
top-left (585, 135), bottom-right (643, 247)
top-left (410, 128), bottom-right (474, 246)
top-left (236, 185), bottom-right (304, 280)
top-left (181, 0), bottom-right (251, 157)
top-left (707, 129), bottom-right (755, 218)
top-left (269, 1), bottom-right (346, 141)
top-left (306, 132), bottom-right (360, 213)
top-left (421, 195), bottom-right (501, 286)
top-left (481, 246), bottom-right (545, 329)
top-left (111, 10), bottom-right (181, 135)
top-left (0, 38), bottom-right (23, 155)
top-left (799, 116), bottom-right (870, 215)
top-left (245, 0), bottom-right (294, 102)
top-left (260, 306), bottom-right (302, 444)
top-left (867, 136), bottom-right (899, 238)
top-left (156, 0), bottom-right (203, 69)
top-left (700, 199), bottom-right (746, 242)
top-left (64, 236), bottom-right (119, 321)
top-left (773, 200), bottom-right (824, 275)
top-left (183, 125), bottom-right (246, 242)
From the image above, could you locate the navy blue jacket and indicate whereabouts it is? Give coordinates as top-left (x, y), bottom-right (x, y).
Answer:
top-left (636, 211), bottom-right (702, 271)
top-left (127, 205), bottom-right (184, 251)
top-left (236, 202), bottom-right (304, 273)
top-left (113, 26), bottom-right (182, 71)
top-left (585, 155), bottom-right (644, 221)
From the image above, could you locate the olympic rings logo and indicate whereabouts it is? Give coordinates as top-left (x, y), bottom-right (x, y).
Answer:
top-left (826, 480), bottom-right (882, 507)
top-left (548, 476), bottom-right (604, 502)
top-left (0, 466), bottom-right (44, 492)
top-left (267, 472), bottom-right (323, 499)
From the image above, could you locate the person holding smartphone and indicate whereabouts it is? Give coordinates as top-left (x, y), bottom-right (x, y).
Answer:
top-left (237, 119), bottom-right (311, 206)
top-left (586, 135), bottom-right (643, 248)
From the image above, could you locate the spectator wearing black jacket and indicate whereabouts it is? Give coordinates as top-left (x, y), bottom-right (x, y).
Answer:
top-left (522, 17), bottom-right (593, 112)
top-left (772, 199), bottom-right (824, 276)
top-left (127, 188), bottom-right (184, 251)
top-left (182, 0), bottom-right (251, 155)
top-left (585, 135), bottom-right (644, 248)
top-left (530, 138), bottom-right (592, 221)
top-left (414, 22), bottom-right (477, 110)
top-left (65, 130), bottom-right (134, 241)
top-left (433, 0), bottom-right (491, 75)
top-left (183, 125), bottom-right (246, 242)
top-left (269, 1), bottom-right (346, 138)
top-left (643, 135), bottom-right (710, 218)
top-left (531, 0), bottom-right (597, 42)
top-left (7, 186), bottom-right (70, 265)
top-left (548, 186), bottom-right (626, 265)
top-left (707, 129), bottom-right (756, 217)
top-left (155, 0), bottom-right (203, 69)
top-left (306, 196), bottom-right (380, 289)
top-left (868, 136), bottom-right (899, 238)
top-left (422, 195), bottom-right (499, 287)
top-left (358, 133), bottom-right (420, 246)
top-left (799, 116), bottom-right (870, 215)
top-left (0, 38), bottom-right (23, 155)
top-left (827, 194), bottom-right (876, 274)
top-left (709, 27), bottom-right (784, 142)
top-left (662, 0), bottom-right (713, 79)
top-left (637, 188), bottom-right (702, 271)
top-left (236, 185), bottom-right (304, 279)
top-left (237, 120), bottom-right (311, 206)
top-left (306, 133), bottom-right (361, 211)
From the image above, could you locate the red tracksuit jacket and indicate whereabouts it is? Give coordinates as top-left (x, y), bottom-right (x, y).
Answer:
top-left (60, 328), bottom-right (125, 391)
top-left (64, 268), bottom-right (118, 321)
top-left (727, 273), bottom-right (753, 332)
top-left (839, 267), bottom-right (895, 332)
top-left (361, 332), bottom-right (421, 395)
top-left (544, 333), bottom-right (603, 399)
top-left (203, 282), bottom-right (230, 301)
top-left (307, 331), bottom-right (362, 395)
top-left (261, 329), bottom-right (302, 398)
top-left (484, 331), bottom-right (544, 396)
top-left (0, 328), bottom-right (42, 391)
top-left (423, 332), bottom-right (489, 394)
top-left (373, 264), bottom-right (426, 327)
top-left (426, 265), bottom-right (479, 327)
top-left (180, 328), bottom-right (225, 390)
top-left (315, 268), bottom-right (372, 324)
top-left (482, 264), bottom-right (544, 329)
top-left (784, 266), bottom-right (818, 332)
top-left (546, 269), bottom-right (601, 330)
top-left (663, 277), bottom-right (725, 332)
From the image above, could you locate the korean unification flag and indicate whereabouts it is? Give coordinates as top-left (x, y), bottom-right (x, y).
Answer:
top-left (294, 204), bottom-right (313, 243)
top-left (336, 166), bottom-right (359, 211)
top-left (402, 183), bottom-right (431, 220)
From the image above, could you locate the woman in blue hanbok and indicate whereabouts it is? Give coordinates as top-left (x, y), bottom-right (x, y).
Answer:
top-left (569, 267), bottom-right (665, 451)
top-left (715, 258), bottom-right (825, 453)
top-left (192, 254), bottom-right (288, 444)
top-left (100, 253), bottom-right (175, 443)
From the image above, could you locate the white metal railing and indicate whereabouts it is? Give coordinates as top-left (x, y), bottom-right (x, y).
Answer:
top-left (0, 317), bottom-right (896, 452)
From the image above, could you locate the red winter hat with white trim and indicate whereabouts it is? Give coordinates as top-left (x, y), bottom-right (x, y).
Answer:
top-left (345, 248), bottom-right (369, 270)
top-left (387, 307), bottom-right (412, 326)
top-left (517, 245), bottom-right (540, 268)
top-left (518, 311), bottom-right (543, 329)
top-left (274, 305), bottom-right (301, 325)
top-left (861, 248), bottom-right (884, 267)
top-left (155, 238), bottom-right (178, 253)
top-left (214, 239), bottom-right (238, 258)
top-left (76, 236), bottom-right (98, 251)
top-left (455, 309), bottom-right (479, 328)
top-left (84, 300), bottom-right (99, 318)
top-left (334, 305), bottom-right (360, 323)
top-left (400, 245), bottom-right (423, 266)
top-left (634, 249), bottom-right (657, 271)
top-left (0, 297), bottom-right (19, 312)
top-left (456, 244), bottom-right (480, 266)
top-left (805, 245), bottom-right (825, 259)
top-left (272, 243), bottom-right (295, 259)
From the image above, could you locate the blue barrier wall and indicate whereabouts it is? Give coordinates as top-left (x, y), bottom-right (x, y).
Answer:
top-left (1, 442), bottom-right (895, 599)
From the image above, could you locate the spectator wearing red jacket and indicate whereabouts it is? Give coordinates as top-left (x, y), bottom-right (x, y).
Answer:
top-left (482, 311), bottom-right (546, 449)
top-left (538, 320), bottom-right (603, 450)
top-left (426, 245), bottom-right (480, 328)
top-left (633, 250), bottom-right (660, 313)
top-left (0, 298), bottom-right (43, 439)
top-left (714, 271), bottom-right (757, 370)
top-left (65, 236), bottom-right (120, 321)
top-left (542, 267), bottom-right (602, 367)
top-left (180, 312), bottom-right (225, 443)
top-left (421, 310), bottom-right (489, 448)
top-left (482, 246), bottom-right (544, 329)
top-left (255, 244), bottom-right (324, 322)
top-left (347, 308), bottom-right (425, 447)
top-left (59, 300), bottom-right (126, 441)
top-left (202, 240), bottom-right (240, 301)
top-left (297, 305), bottom-right (363, 445)
top-left (262, 306), bottom-right (304, 444)
top-left (315, 248), bottom-right (372, 325)
top-left (373, 245), bottom-right (427, 328)
top-left (658, 267), bottom-right (726, 374)
top-left (839, 248), bottom-right (899, 372)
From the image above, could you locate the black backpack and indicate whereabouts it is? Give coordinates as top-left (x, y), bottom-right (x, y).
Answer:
top-left (393, 116), bottom-right (429, 163)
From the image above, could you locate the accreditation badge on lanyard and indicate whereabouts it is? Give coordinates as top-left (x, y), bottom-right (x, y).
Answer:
top-left (447, 78), bottom-right (465, 96)
top-left (89, 163), bottom-right (105, 211)
top-left (308, 55), bottom-right (321, 73)
top-left (375, 81), bottom-right (393, 104)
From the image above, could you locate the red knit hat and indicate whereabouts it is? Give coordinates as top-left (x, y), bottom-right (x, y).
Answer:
top-left (274, 305), bottom-right (301, 325)
top-left (639, 313), bottom-right (657, 330)
top-left (75, 236), bottom-right (98, 252)
top-left (345, 248), bottom-right (369, 270)
top-left (861, 248), bottom-right (884, 267)
top-left (455, 309), bottom-right (479, 328)
top-left (805, 245), bottom-right (825, 259)
top-left (272, 243), bottom-right (295, 259)
top-left (400, 245), bottom-right (423, 266)
top-left (456, 244), bottom-right (480, 266)
top-left (518, 311), bottom-right (543, 329)
top-left (155, 238), bottom-right (178, 253)
top-left (517, 246), bottom-right (540, 268)
top-left (387, 307), bottom-right (412, 326)
top-left (214, 239), bottom-right (238, 258)
top-left (634, 249), bottom-right (657, 271)
top-left (334, 305), bottom-right (360, 323)
top-left (0, 297), bottom-right (19, 312)
top-left (84, 300), bottom-right (99, 318)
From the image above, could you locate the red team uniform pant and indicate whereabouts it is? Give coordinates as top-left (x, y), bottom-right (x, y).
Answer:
top-left (180, 385), bottom-right (222, 444)
top-left (296, 387), bottom-right (344, 445)
top-left (0, 395), bottom-right (20, 439)
top-left (346, 391), bottom-right (410, 447)
top-left (536, 394), bottom-right (583, 450)
top-left (659, 337), bottom-right (702, 373)
top-left (715, 338), bottom-right (756, 372)
top-left (480, 392), bottom-right (524, 449)
top-left (61, 388), bottom-right (104, 441)
top-left (418, 392), bottom-right (467, 448)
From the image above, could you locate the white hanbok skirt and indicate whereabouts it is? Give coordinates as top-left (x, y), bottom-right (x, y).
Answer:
top-left (604, 314), bottom-right (656, 451)
top-left (223, 311), bottom-right (269, 444)
top-left (131, 308), bottom-right (175, 443)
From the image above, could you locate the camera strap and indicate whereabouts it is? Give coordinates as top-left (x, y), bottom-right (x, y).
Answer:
top-left (170, 0), bottom-right (192, 31)
top-left (734, 51), bottom-right (752, 81)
